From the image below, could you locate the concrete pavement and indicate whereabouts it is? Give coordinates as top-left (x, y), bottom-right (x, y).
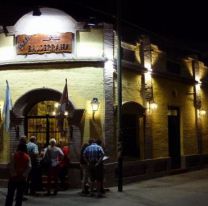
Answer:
top-left (1, 168), bottom-right (208, 206)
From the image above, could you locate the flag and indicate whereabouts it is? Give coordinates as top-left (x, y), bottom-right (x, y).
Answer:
top-left (2, 80), bottom-right (12, 132)
top-left (59, 79), bottom-right (69, 115)
top-left (57, 79), bottom-right (69, 135)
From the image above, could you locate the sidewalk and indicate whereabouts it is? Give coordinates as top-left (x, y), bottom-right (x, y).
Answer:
top-left (1, 168), bottom-right (208, 206)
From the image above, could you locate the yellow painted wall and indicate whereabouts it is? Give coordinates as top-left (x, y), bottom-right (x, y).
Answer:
top-left (122, 68), bottom-right (199, 159)
top-left (201, 87), bottom-right (208, 153)
top-left (77, 28), bottom-right (104, 58)
top-left (0, 28), bottom-right (104, 64)
top-left (121, 69), bottom-right (145, 159)
top-left (0, 129), bottom-right (10, 163)
top-left (0, 33), bottom-right (15, 61)
top-left (153, 77), bottom-right (197, 157)
top-left (0, 66), bottom-right (104, 148)
top-left (0, 67), bottom-right (103, 105)
top-left (122, 69), bottom-right (143, 103)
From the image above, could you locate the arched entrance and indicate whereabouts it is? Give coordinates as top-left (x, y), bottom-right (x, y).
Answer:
top-left (122, 101), bottom-right (145, 160)
top-left (26, 100), bottom-right (70, 147)
top-left (11, 88), bottom-right (84, 161)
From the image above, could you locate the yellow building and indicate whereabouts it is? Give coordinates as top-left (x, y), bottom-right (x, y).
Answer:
top-left (0, 7), bottom-right (207, 187)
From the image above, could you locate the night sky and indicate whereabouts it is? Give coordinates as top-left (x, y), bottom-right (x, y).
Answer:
top-left (0, 0), bottom-right (208, 57)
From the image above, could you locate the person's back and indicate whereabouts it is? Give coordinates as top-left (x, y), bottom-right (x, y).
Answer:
top-left (27, 142), bottom-right (38, 154)
top-left (26, 136), bottom-right (40, 195)
top-left (13, 152), bottom-right (30, 179)
top-left (45, 138), bottom-right (64, 195)
top-left (83, 140), bottom-right (104, 197)
top-left (47, 145), bottom-right (64, 167)
top-left (27, 137), bottom-right (39, 161)
top-left (84, 143), bottom-right (104, 163)
top-left (5, 143), bottom-right (31, 206)
top-left (59, 145), bottom-right (70, 190)
top-left (62, 146), bottom-right (70, 156)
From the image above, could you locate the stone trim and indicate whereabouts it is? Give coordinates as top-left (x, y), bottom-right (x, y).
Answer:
top-left (103, 23), bottom-right (115, 158)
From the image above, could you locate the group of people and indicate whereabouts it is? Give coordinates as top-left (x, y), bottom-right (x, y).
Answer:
top-left (5, 136), bottom-right (70, 206)
top-left (80, 138), bottom-right (106, 198)
top-left (4, 136), bottom-right (107, 206)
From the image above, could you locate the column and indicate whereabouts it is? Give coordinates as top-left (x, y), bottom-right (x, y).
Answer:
top-left (192, 59), bottom-right (203, 154)
top-left (141, 35), bottom-right (153, 159)
top-left (103, 23), bottom-right (115, 157)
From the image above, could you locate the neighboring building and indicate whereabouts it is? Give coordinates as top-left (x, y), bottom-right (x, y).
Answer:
top-left (0, 7), bottom-right (208, 187)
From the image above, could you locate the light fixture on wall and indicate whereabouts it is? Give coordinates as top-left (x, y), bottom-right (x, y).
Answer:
top-left (150, 100), bottom-right (158, 110)
top-left (199, 109), bottom-right (206, 117)
top-left (64, 111), bottom-right (69, 116)
top-left (91, 97), bottom-right (100, 119)
top-left (147, 99), bottom-right (158, 112)
top-left (143, 76), bottom-right (158, 112)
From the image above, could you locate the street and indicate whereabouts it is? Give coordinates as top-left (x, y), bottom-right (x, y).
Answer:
top-left (1, 168), bottom-right (208, 206)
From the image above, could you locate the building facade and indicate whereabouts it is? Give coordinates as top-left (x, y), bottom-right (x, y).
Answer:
top-left (0, 7), bottom-right (208, 186)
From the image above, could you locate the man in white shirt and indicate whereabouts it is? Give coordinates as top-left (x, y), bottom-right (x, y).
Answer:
top-left (44, 138), bottom-right (64, 195)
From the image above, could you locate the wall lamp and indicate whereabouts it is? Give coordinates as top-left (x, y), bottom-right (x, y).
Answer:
top-left (91, 97), bottom-right (100, 119)
top-left (150, 100), bottom-right (158, 110)
top-left (198, 109), bottom-right (206, 117)
top-left (147, 99), bottom-right (158, 113)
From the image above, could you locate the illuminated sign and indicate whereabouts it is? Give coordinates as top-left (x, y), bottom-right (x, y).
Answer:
top-left (16, 32), bottom-right (73, 55)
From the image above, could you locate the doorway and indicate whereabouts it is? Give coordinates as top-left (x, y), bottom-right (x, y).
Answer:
top-left (168, 107), bottom-right (181, 169)
top-left (25, 101), bottom-right (70, 148)
top-left (11, 88), bottom-right (83, 161)
top-left (121, 101), bottom-right (145, 160)
top-left (122, 114), bottom-right (140, 159)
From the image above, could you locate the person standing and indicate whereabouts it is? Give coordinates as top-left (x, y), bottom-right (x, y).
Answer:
top-left (58, 143), bottom-right (70, 190)
top-left (96, 139), bottom-right (105, 193)
top-left (26, 136), bottom-right (41, 195)
top-left (44, 138), bottom-right (64, 195)
top-left (84, 139), bottom-right (104, 197)
top-left (5, 142), bottom-right (31, 206)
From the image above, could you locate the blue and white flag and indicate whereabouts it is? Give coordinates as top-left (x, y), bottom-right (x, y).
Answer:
top-left (2, 80), bottom-right (12, 132)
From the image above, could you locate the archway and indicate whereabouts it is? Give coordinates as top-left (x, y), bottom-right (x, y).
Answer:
top-left (122, 101), bottom-right (145, 160)
top-left (11, 88), bottom-right (84, 161)
top-left (13, 88), bottom-right (63, 117)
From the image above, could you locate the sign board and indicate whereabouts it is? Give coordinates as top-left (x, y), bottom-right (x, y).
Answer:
top-left (16, 32), bottom-right (73, 55)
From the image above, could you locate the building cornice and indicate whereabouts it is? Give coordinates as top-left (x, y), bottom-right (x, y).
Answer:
top-left (0, 58), bottom-right (105, 70)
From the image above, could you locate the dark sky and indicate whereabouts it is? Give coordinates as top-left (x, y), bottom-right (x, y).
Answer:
top-left (0, 0), bottom-right (208, 55)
